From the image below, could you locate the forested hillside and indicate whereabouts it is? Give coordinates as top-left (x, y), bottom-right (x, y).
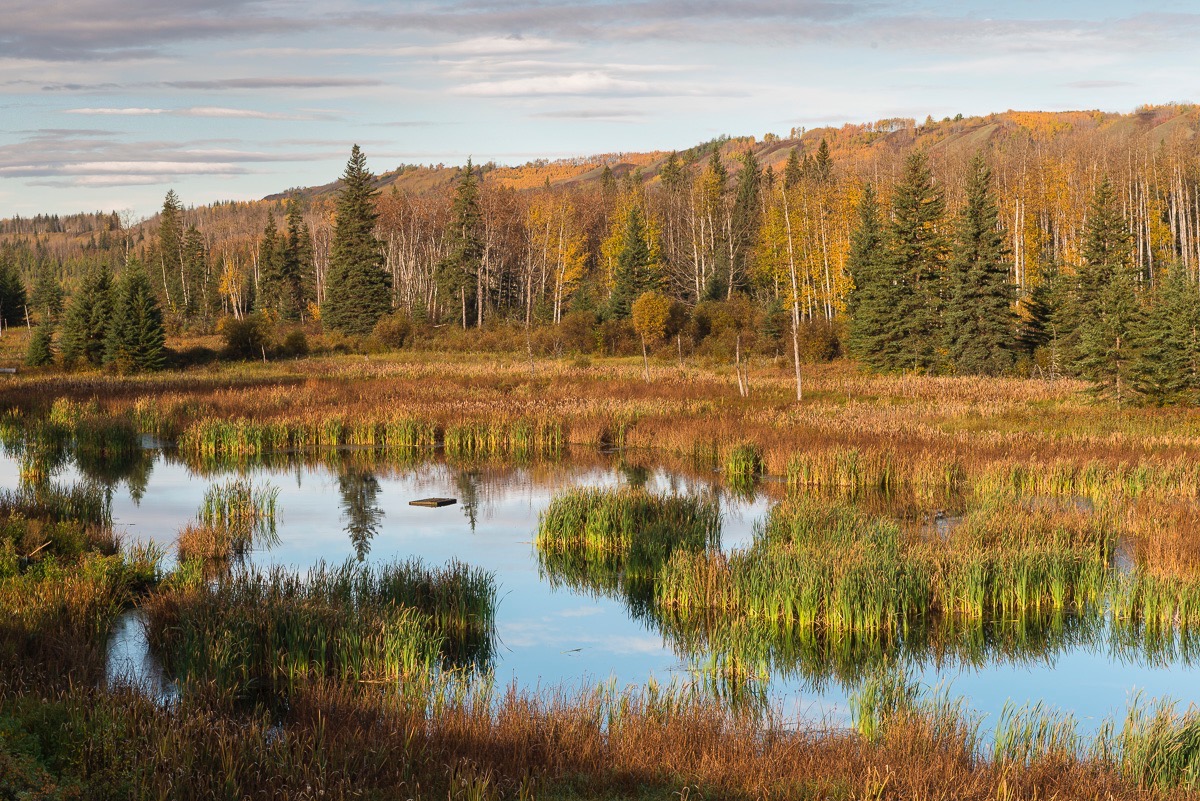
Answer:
top-left (2, 104), bottom-right (1199, 401)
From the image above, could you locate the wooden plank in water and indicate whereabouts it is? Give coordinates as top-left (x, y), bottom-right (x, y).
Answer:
top-left (409, 497), bottom-right (457, 508)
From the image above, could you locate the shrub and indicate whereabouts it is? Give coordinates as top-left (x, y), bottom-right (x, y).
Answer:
top-left (219, 314), bottom-right (272, 360)
top-left (372, 312), bottom-right (412, 350)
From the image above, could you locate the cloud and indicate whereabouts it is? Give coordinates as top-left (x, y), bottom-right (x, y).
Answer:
top-left (164, 77), bottom-right (382, 90)
top-left (1064, 80), bottom-right (1135, 90)
top-left (64, 106), bottom-right (325, 120)
top-left (453, 70), bottom-right (688, 97)
top-left (531, 108), bottom-right (645, 120)
top-left (1, 0), bottom-right (308, 61)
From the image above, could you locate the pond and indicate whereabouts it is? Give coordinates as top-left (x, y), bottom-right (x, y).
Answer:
top-left (5, 446), bottom-right (1198, 734)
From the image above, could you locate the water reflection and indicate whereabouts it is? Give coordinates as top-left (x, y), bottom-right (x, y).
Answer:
top-left (338, 467), bottom-right (383, 561)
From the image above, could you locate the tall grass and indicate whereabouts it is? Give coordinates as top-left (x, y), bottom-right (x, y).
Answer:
top-left (144, 559), bottom-right (496, 698)
top-left (536, 487), bottom-right (720, 618)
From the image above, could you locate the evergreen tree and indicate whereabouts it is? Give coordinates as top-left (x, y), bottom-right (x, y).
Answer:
top-left (1015, 271), bottom-right (1058, 368)
top-left (660, 151), bottom-right (685, 191)
top-left (0, 254), bottom-right (27, 329)
top-left (322, 146), bottom-right (391, 335)
top-left (281, 200), bottom-right (313, 321)
top-left (943, 153), bottom-right (1016, 375)
top-left (435, 160), bottom-right (484, 328)
top-left (104, 261), bottom-right (167, 373)
top-left (1130, 268), bottom-right (1200, 405)
top-left (887, 150), bottom-right (948, 371)
top-left (703, 148), bottom-right (730, 300)
top-left (783, 147), bottom-right (803, 189)
top-left (156, 189), bottom-right (184, 314)
top-left (24, 321), bottom-right (54, 367)
top-left (30, 262), bottom-right (64, 322)
top-left (181, 224), bottom-right (208, 318)
top-left (728, 150), bottom-right (762, 298)
top-left (1070, 177), bottom-right (1139, 401)
top-left (846, 185), bottom-right (897, 369)
top-left (59, 265), bottom-right (113, 369)
top-left (255, 212), bottom-right (286, 318)
top-left (606, 206), bottom-right (662, 320)
top-left (810, 138), bottom-right (833, 183)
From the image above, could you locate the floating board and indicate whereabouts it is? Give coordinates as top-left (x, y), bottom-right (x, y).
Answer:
top-left (409, 497), bottom-right (457, 508)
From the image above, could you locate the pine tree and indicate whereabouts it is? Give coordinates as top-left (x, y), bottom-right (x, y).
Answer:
top-left (181, 224), bottom-right (208, 318)
top-left (156, 189), bottom-right (184, 314)
top-left (1130, 269), bottom-right (1200, 405)
top-left (322, 145), bottom-right (391, 335)
top-left (887, 150), bottom-right (948, 371)
top-left (281, 200), bottom-right (313, 321)
top-left (810, 138), bottom-right (832, 183)
top-left (659, 151), bottom-right (685, 191)
top-left (59, 265), bottom-right (113, 369)
top-left (255, 211), bottom-right (286, 318)
top-left (783, 147), bottom-right (803, 189)
top-left (1070, 177), bottom-right (1139, 401)
top-left (846, 184), bottom-right (898, 369)
top-left (728, 150), bottom-right (761, 298)
top-left (104, 261), bottom-right (167, 373)
top-left (25, 321), bottom-right (54, 367)
top-left (30, 262), bottom-right (64, 323)
top-left (435, 160), bottom-right (484, 328)
top-left (1015, 272), bottom-right (1057, 365)
top-left (943, 153), bottom-right (1015, 375)
top-left (0, 254), bottom-right (27, 330)
top-left (606, 206), bottom-right (662, 320)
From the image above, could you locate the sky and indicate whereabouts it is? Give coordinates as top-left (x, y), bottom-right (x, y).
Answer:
top-left (1, 0), bottom-right (1198, 218)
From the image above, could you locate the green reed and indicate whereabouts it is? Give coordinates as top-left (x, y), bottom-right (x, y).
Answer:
top-left (194, 478), bottom-right (280, 558)
top-left (145, 559), bottom-right (496, 699)
top-left (443, 419), bottom-right (564, 461)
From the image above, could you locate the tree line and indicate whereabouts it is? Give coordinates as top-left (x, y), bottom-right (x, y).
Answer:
top-left (4, 106), bottom-right (1200, 403)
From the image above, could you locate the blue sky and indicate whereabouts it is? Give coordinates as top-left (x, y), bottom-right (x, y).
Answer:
top-left (1, 0), bottom-right (1197, 217)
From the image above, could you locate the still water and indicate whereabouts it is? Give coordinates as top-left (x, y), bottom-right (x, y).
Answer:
top-left (6, 448), bottom-right (1198, 733)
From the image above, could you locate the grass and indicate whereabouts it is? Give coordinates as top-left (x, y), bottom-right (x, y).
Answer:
top-left (143, 559), bottom-right (497, 699)
top-left (8, 355), bottom-right (1200, 796)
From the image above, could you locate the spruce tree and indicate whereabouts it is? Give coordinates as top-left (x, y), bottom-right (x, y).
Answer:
top-left (0, 254), bottom-right (28, 330)
top-left (783, 147), bottom-right (803, 189)
top-left (181, 224), bottom-right (208, 318)
top-left (1070, 177), bottom-right (1139, 401)
top-left (30, 262), bottom-right (64, 323)
top-left (606, 206), bottom-right (662, 320)
top-left (322, 145), bottom-right (391, 335)
top-left (846, 184), bottom-right (898, 369)
top-left (1130, 268), bottom-right (1200, 405)
top-left (59, 264), bottom-right (113, 369)
top-left (104, 261), bottom-right (166, 373)
top-left (887, 150), bottom-right (948, 371)
top-left (436, 160), bottom-right (485, 328)
top-left (281, 200), bottom-right (313, 321)
top-left (810, 138), bottom-right (832, 183)
top-left (728, 150), bottom-right (761, 298)
top-left (943, 153), bottom-right (1015, 375)
top-left (659, 151), bottom-right (685, 191)
top-left (156, 189), bottom-right (184, 314)
top-left (25, 321), bottom-right (54, 367)
top-left (255, 212), bottom-right (286, 318)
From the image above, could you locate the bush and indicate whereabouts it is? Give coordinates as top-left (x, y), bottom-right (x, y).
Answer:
top-left (372, 312), bottom-right (412, 350)
top-left (219, 314), bottom-right (272, 360)
top-left (797, 319), bottom-right (842, 362)
top-left (278, 329), bottom-right (309, 358)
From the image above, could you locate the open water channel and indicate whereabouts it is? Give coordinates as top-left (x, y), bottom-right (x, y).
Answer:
top-left (5, 447), bottom-right (1198, 734)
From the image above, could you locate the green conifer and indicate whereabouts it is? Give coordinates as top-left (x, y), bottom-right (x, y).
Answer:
top-left (104, 261), bottom-right (167, 373)
top-left (59, 264), bottom-right (113, 369)
top-left (943, 153), bottom-right (1015, 375)
top-left (322, 145), bottom-right (391, 335)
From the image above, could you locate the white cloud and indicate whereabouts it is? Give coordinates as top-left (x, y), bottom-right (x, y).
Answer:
top-left (454, 71), bottom-right (682, 97)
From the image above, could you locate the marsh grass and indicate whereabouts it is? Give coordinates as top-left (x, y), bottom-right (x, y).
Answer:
top-left (144, 559), bottom-right (496, 699)
top-left (536, 487), bottom-right (720, 618)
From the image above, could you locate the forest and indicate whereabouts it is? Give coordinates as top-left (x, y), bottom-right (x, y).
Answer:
top-left (2, 104), bottom-right (1200, 404)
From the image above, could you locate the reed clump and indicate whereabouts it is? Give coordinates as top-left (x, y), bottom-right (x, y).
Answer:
top-left (143, 559), bottom-right (496, 697)
top-left (656, 498), bottom-right (1110, 640)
